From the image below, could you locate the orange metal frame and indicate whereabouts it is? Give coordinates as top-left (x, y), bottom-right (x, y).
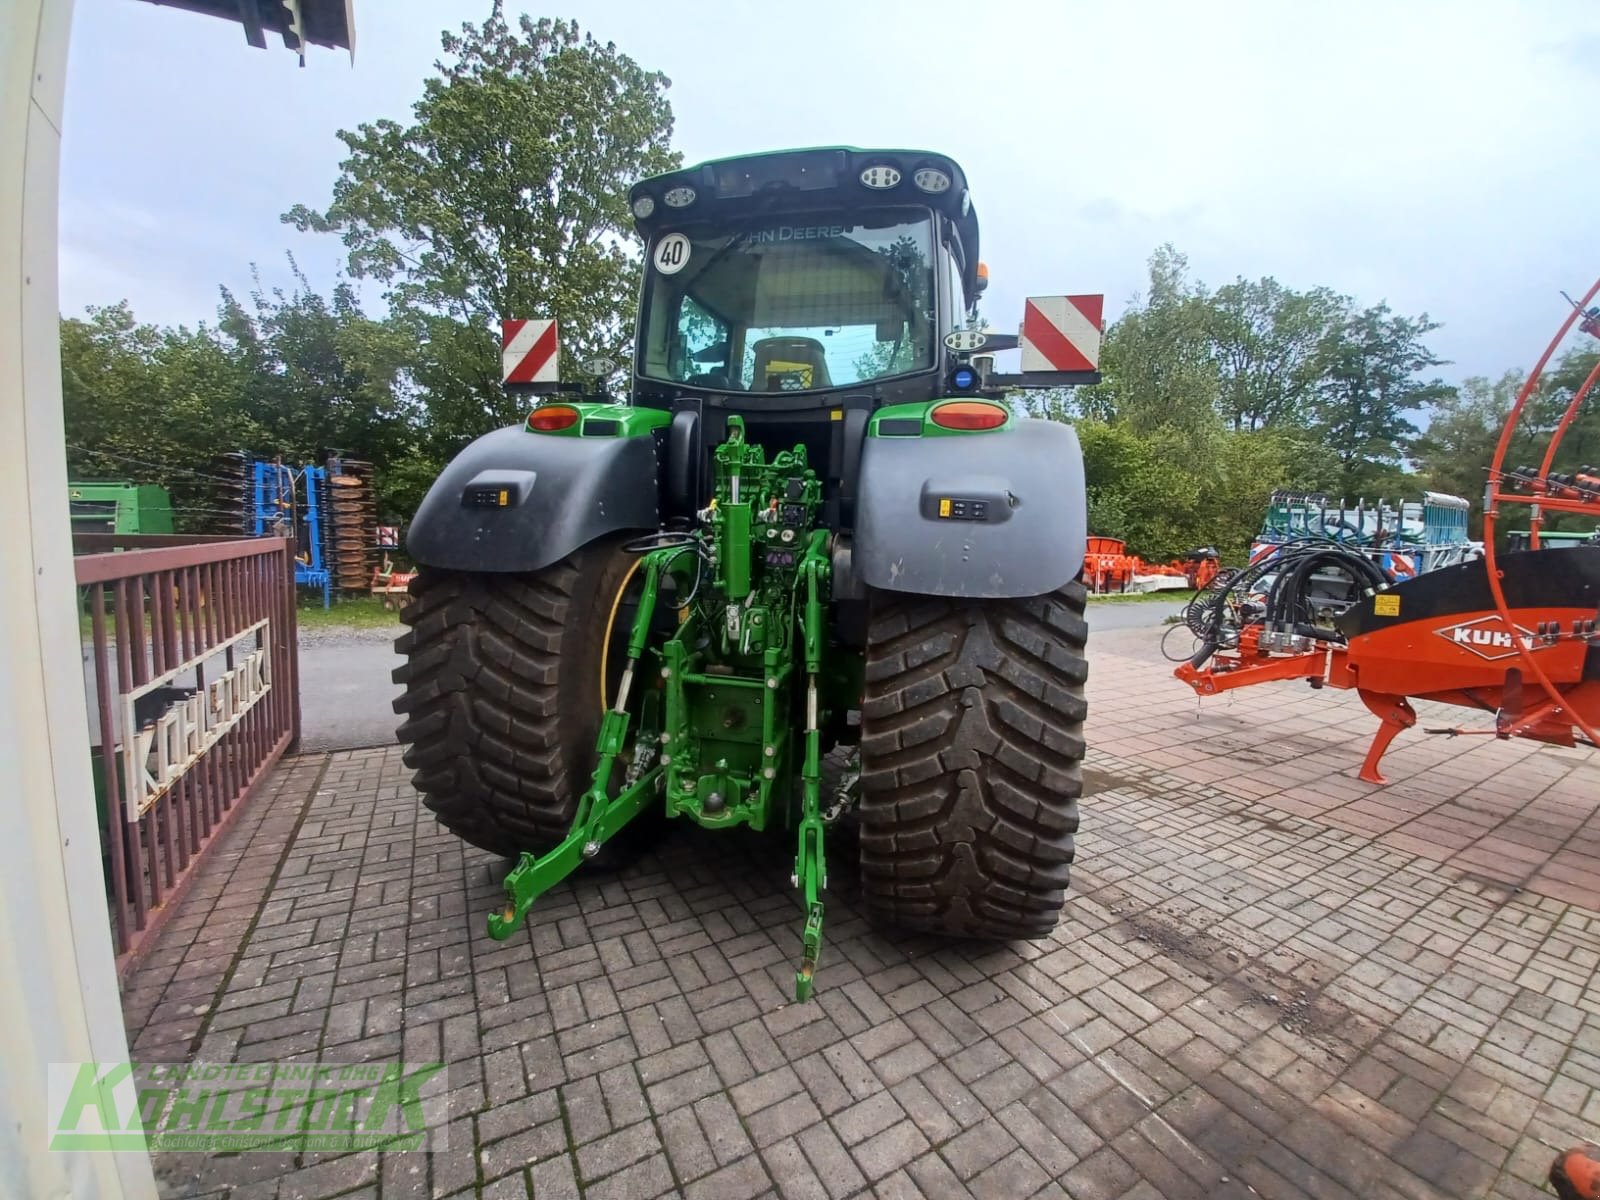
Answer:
top-left (1175, 281), bottom-right (1600, 784)
top-left (1482, 279), bottom-right (1600, 753)
top-left (1178, 605), bottom-right (1599, 783)
top-left (1084, 536), bottom-right (1218, 593)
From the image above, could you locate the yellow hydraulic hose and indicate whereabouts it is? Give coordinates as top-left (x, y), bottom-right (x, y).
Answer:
top-left (599, 555), bottom-right (645, 714)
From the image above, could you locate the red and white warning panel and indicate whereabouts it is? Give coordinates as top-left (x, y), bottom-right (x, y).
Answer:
top-left (1020, 295), bottom-right (1104, 373)
top-left (501, 318), bottom-right (559, 385)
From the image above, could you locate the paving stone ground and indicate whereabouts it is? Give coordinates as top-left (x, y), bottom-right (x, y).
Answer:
top-left (123, 624), bottom-right (1600, 1200)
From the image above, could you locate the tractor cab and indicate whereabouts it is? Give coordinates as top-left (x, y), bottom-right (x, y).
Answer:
top-left (627, 148), bottom-right (1001, 525)
top-left (629, 147), bottom-right (981, 411)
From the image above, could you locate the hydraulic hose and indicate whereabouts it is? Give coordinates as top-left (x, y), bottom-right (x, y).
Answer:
top-left (1189, 554), bottom-right (1282, 668)
top-left (1270, 547), bottom-right (1384, 626)
top-left (1187, 544), bottom-right (1389, 671)
top-left (1265, 547), bottom-right (1387, 632)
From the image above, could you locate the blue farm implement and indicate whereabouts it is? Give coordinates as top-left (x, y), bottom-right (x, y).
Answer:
top-left (249, 456), bottom-right (379, 607)
top-left (1249, 490), bottom-right (1475, 580)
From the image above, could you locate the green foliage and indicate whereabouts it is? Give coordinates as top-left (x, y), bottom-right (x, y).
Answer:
top-left (1012, 386), bottom-right (1076, 423)
top-left (1077, 420), bottom-right (1203, 557)
top-left (1208, 277), bottom-right (1344, 431)
top-left (1312, 302), bottom-right (1451, 495)
top-left (297, 594), bottom-right (402, 630)
top-left (66, 9), bottom-right (681, 530)
top-left (1523, 347), bottom-right (1600, 477)
top-left (62, 274), bottom-right (424, 527)
top-left (218, 277), bottom-right (415, 461)
top-left (284, 7), bottom-right (679, 440)
top-left (1414, 348), bottom-right (1600, 537)
top-left (1077, 245), bottom-right (1219, 436)
top-left (1051, 246), bottom-right (1452, 564)
top-left (63, 302), bottom-right (259, 530)
top-left (1075, 418), bottom-right (1337, 562)
top-left (1412, 370), bottom-right (1518, 525)
top-left (62, 0), bottom-right (1547, 572)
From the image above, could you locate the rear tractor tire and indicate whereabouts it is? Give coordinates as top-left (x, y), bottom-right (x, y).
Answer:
top-left (858, 582), bottom-right (1088, 938)
top-left (392, 540), bottom-right (638, 858)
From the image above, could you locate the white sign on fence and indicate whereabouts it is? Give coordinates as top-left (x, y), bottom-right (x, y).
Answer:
top-left (120, 620), bottom-right (272, 822)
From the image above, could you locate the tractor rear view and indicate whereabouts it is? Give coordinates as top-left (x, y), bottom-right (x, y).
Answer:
top-left (393, 148), bottom-right (1101, 998)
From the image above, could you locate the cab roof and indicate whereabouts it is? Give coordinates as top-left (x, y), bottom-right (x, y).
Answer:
top-left (629, 146), bottom-right (981, 294)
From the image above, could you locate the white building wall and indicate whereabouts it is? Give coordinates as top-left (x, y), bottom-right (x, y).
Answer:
top-left (0, 1), bottom-right (157, 1196)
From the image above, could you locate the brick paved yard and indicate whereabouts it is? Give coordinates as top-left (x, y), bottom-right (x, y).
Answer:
top-left (124, 625), bottom-right (1600, 1200)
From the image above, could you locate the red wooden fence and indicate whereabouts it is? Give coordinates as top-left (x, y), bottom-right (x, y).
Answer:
top-left (74, 534), bottom-right (300, 977)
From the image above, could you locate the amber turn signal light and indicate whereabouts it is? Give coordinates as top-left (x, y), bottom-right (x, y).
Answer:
top-left (527, 404), bottom-right (580, 432)
top-left (930, 401), bottom-right (1007, 431)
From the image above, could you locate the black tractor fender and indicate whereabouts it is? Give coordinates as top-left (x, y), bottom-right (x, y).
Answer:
top-left (852, 417), bottom-right (1087, 599)
top-left (405, 424), bottom-right (659, 573)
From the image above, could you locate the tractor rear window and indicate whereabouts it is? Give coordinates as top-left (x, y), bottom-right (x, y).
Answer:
top-left (638, 211), bottom-right (936, 393)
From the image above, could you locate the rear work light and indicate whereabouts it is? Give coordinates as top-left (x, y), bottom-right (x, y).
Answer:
top-left (930, 401), bottom-right (1007, 431)
top-left (859, 164), bottom-right (901, 189)
top-left (527, 404), bottom-right (580, 432)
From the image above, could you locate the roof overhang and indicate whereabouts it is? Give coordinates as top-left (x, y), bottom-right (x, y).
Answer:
top-left (136, 0), bottom-right (354, 63)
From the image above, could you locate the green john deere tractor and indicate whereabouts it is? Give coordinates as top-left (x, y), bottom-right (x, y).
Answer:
top-left (395, 147), bottom-right (1097, 999)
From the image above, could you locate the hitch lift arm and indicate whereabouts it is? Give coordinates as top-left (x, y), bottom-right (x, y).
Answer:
top-left (488, 550), bottom-right (672, 940)
top-left (792, 532), bottom-right (830, 1001)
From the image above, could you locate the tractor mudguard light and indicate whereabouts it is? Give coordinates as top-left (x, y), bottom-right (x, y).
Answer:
top-left (395, 147), bottom-right (1093, 1002)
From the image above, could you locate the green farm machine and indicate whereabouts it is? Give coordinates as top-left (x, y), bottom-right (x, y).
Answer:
top-left (67, 482), bottom-right (175, 535)
top-left (395, 148), bottom-right (1099, 999)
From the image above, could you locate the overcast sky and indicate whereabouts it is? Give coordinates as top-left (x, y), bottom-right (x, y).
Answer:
top-left (62, 0), bottom-right (1600, 384)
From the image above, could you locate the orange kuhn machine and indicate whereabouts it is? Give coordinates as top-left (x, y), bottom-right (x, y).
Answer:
top-left (1084, 536), bottom-right (1220, 594)
top-left (1175, 284), bottom-right (1600, 783)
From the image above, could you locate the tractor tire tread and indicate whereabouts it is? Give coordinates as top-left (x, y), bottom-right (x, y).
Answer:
top-left (393, 545), bottom-right (631, 857)
top-left (858, 582), bottom-right (1087, 939)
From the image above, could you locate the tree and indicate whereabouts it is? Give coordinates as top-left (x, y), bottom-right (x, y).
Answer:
top-left (1204, 426), bottom-right (1340, 557)
top-left (1077, 246), bottom-right (1221, 437)
top-left (1011, 386), bottom-right (1077, 423)
top-left (1313, 302), bottom-right (1452, 496)
top-left (1207, 277), bottom-right (1345, 431)
top-left (1074, 419), bottom-right (1204, 557)
top-left (1025, 247), bottom-right (1451, 561)
top-left (216, 270), bottom-right (426, 517)
top-left (1414, 349), bottom-right (1600, 536)
top-left (61, 302), bottom-right (167, 465)
top-left (1530, 347), bottom-right (1600, 477)
top-left (1412, 371), bottom-right (1519, 515)
top-left (62, 303), bottom-right (265, 530)
top-left (1071, 417), bottom-right (1339, 562)
top-left (285, 8), bottom-right (679, 439)
top-left (1481, 347), bottom-right (1600, 536)
top-left (61, 276), bottom-right (427, 527)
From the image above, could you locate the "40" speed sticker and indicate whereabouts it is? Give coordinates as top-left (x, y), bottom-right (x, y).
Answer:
top-left (653, 233), bottom-right (690, 275)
